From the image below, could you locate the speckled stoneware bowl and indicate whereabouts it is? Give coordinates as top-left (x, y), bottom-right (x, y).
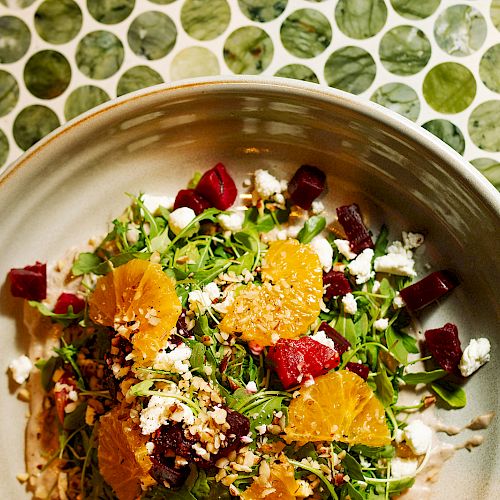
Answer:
top-left (0, 77), bottom-right (498, 499)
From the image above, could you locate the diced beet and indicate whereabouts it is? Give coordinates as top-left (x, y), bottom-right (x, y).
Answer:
top-left (8, 261), bottom-right (46, 301)
top-left (323, 270), bottom-right (352, 299)
top-left (267, 336), bottom-right (340, 389)
top-left (288, 164), bottom-right (326, 210)
top-left (346, 362), bottom-right (370, 380)
top-left (174, 189), bottom-right (211, 215)
top-left (53, 293), bottom-right (85, 315)
top-left (336, 204), bottom-right (373, 254)
top-left (149, 457), bottom-right (189, 488)
top-left (424, 323), bottom-right (462, 373)
top-left (194, 163), bottom-right (237, 210)
top-left (169, 309), bottom-right (190, 345)
top-left (318, 322), bottom-right (351, 356)
top-left (400, 270), bottom-right (459, 312)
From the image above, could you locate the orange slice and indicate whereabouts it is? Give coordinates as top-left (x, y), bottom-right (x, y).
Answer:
top-left (284, 370), bottom-right (391, 447)
top-left (89, 259), bottom-right (181, 365)
top-left (98, 406), bottom-right (154, 500)
top-left (241, 456), bottom-right (300, 500)
top-left (219, 239), bottom-right (322, 346)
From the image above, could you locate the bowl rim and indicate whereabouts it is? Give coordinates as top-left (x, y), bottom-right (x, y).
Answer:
top-left (1, 75), bottom-right (499, 214)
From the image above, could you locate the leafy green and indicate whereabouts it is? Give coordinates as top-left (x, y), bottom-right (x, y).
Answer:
top-left (374, 362), bottom-right (394, 407)
top-left (64, 401), bottom-right (87, 430)
top-left (402, 369), bottom-right (447, 385)
top-left (373, 225), bottom-right (389, 259)
top-left (297, 215), bottom-right (326, 244)
top-left (332, 444), bottom-right (364, 481)
top-left (28, 300), bottom-right (84, 324)
top-left (36, 356), bottom-right (60, 391)
top-left (54, 343), bottom-right (86, 389)
top-left (72, 252), bottom-right (102, 276)
top-left (431, 380), bottom-right (466, 408)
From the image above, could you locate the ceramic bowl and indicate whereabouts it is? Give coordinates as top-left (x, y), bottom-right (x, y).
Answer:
top-left (0, 77), bottom-right (498, 498)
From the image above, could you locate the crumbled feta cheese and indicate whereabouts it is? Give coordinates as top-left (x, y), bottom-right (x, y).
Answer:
top-left (404, 420), bottom-right (433, 455)
top-left (309, 235), bottom-right (334, 272)
top-left (218, 211), bottom-right (245, 232)
top-left (9, 355), bottom-right (32, 384)
top-left (145, 442), bottom-right (155, 454)
top-left (394, 428), bottom-right (404, 444)
top-left (311, 200), bottom-right (325, 215)
top-left (245, 381), bottom-right (257, 393)
top-left (295, 479), bottom-right (314, 497)
top-left (255, 424), bottom-right (267, 435)
top-left (402, 232), bottom-right (424, 250)
top-left (140, 395), bottom-right (194, 435)
top-left (261, 227), bottom-right (289, 243)
top-left (212, 290), bottom-right (235, 315)
top-left (188, 282), bottom-right (221, 314)
top-left (311, 330), bottom-right (337, 351)
top-left (209, 407), bottom-right (228, 425)
top-left (372, 280), bottom-right (381, 293)
top-left (342, 293), bottom-right (358, 315)
top-left (168, 207), bottom-right (197, 235)
top-left (459, 338), bottom-right (491, 377)
top-left (274, 193), bottom-right (285, 205)
top-left (391, 457), bottom-right (418, 479)
top-left (348, 248), bottom-right (374, 284)
top-left (142, 194), bottom-right (174, 213)
top-left (334, 239), bottom-right (357, 260)
top-left (254, 169), bottom-right (283, 199)
top-left (126, 224), bottom-right (140, 244)
top-left (374, 241), bottom-right (416, 277)
top-left (374, 318), bottom-right (389, 331)
top-left (393, 292), bottom-right (405, 309)
top-left (154, 343), bottom-right (192, 374)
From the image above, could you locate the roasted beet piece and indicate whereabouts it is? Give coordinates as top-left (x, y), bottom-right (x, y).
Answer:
top-left (8, 261), bottom-right (46, 301)
top-left (288, 164), bottom-right (326, 210)
top-left (267, 336), bottom-right (340, 389)
top-left (194, 163), bottom-right (237, 210)
top-left (336, 204), bottom-right (373, 254)
top-left (169, 309), bottom-right (191, 345)
top-left (174, 189), bottom-right (211, 215)
top-left (53, 293), bottom-right (85, 314)
top-left (424, 323), bottom-right (462, 373)
top-left (346, 362), bottom-right (370, 380)
top-left (149, 457), bottom-right (190, 488)
top-left (318, 322), bottom-right (351, 357)
top-left (323, 270), bottom-right (352, 299)
top-left (400, 270), bottom-right (459, 312)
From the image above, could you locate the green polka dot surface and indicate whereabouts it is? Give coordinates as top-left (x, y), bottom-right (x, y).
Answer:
top-left (0, 0), bottom-right (498, 188)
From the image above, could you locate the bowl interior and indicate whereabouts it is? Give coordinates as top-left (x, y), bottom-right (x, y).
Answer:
top-left (0, 79), bottom-right (498, 498)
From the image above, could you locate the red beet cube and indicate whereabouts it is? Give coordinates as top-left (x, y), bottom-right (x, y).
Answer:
top-left (318, 322), bottom-right (351, 356)
top-left (288, 164), bottom-right (326, 210)
top-left (8, 261), bottom-right (47, 301)
top-left (323, 270), bottom-right (352, 299)
top-left (174, 189), bottom-right (211, 215)
top-left (400, 270), bottom-right (459, 312)
top-left (346, 362), bottom-right (370, 380)
top-left (336, 204), bottom-right (373, 254)
top-left (424, 323), bottom-right (462, 373)
top-left (54, 293), bottom-right (86, 315)
top-left (194, 163), bottom-right (237, 210)
top-left (268, 336), bottom-right (340, 389)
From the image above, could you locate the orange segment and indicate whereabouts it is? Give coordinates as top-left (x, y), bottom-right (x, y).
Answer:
top-left (89, 259), bottom-right (181, 366)
top-left (219, 239), bottom-right (322, 346)
top-left (98, 406), bottom-right (154, 500)
top-left (241, 457), bottom-right (300, 500)
top-left (284, 370), bottom-right (391, 447)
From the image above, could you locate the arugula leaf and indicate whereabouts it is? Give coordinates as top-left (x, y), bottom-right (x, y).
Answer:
top-left (36, 356), bottom-right (60, 391)
top-left (374, 361), bottom-right (394, 407)
top-left (243, 207), bottom-right (276, 233)
top-left (72, 252), bottom-right (102, 276)
top-left (248, 397), bottom-right (285, 433)
top-left (388, 476), bottom-right (415, 493)
top-left (54, 343), bottom-right (86, 389)
top-left (351, 444), bottom-right (395, 459)
top-left (431, 380), bottom-right (466, 408)
top-left (385, 326), bottom-right (408, 365)
top-left (64, 401), bottom-right (87, 430)
top-left (28, 300), bottom-right (84, 323)
top-left (189, 342), bottom-right (206, 372)
top-left (297, 215), bottom-right (326, 244)
top-left (150, 228), bottom-right (171, 253)
top-left (402, 369), bottom-right (447, 385)
top-left (341, 482), bottom-right (366, 500)
top-left (373, 225), bottom-right (389, 259)
top-left (335, 316), bottom-right (357, 347)
top-left (188, 171), bottom-right (202, 190)
top-left (332, 444), bottom-right (365, 481)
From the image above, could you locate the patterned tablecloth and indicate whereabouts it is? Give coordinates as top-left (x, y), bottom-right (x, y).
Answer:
top-left (0, 0), bottom-right (499, 187)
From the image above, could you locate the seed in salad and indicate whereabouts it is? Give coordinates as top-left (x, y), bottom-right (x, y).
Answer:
top-left (400, 270), bottom-right (459, 311)
top-left (284, 370), bottom-right (390, 446)
top-left (336, 204), bottom-right (374, 253)
top-left (288, 164), bottom-right (326, 210)
top-left (194, 162), bottom-right (238, 210)
top-left (88, 259), bottom-right (181, 366)
top-left (424, 322), bottom-right (463, 373)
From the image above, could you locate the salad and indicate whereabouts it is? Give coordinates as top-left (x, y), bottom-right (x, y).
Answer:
top-left (7, 162), bottom-right (492, 499)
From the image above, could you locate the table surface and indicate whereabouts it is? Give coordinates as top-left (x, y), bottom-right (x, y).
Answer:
top-left (0, 0), bottom-right (499, 188)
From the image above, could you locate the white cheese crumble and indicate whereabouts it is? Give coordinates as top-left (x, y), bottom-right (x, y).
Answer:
top-left (348, 248), bottom-right (374, 284)
top-left (142, 194), bottom-right (174, 214)
top-left (145, 442), bottom-right (155, 454)
top-left (459, 338), bottom-right (491, 377)
top-left (372, 280), bottom-right (381, 293)
top-left (126, 224), bottom-right (140, 244)
top-left (374, 318), bottom-right (389, 331)
top-left (342, 293), bottom-right (358, 315)
top-left (393, 292), bottom-right (405, 309)
top-left (254, 169), bottom-right (283, 199)
top-left (188, 282), bottom-right (221, 314)
top-left (391, 457), bottom-right (418, 479)
top-left (334, 239), bottom-right (357, 260)
top-left (218, 211), bottom-right (244, 232)
top-left (309, 235), bottom-right (334, 272)
top-left (404, 420), bottom-right (433, 455)
top-left (374, 241), bottom-right (416, 277)
top-left (168, 207), bottom-right (197, 235)
top-left (212, 290), bottom-right (235, 315)
top-left (311, 330), bottom-right (337, 352)
top-left (9, 355), bottom-right (33, 384)
top-left (154, 343), bottom-right (192, 374)
top-left (140, 395), bottom-right (195, 435)
top-left (402, 231), bottom-right (424, 250)
top-left (245, 381), bottom-right (257, 393)
top-left (311, 200), bottom-right (325, 215)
